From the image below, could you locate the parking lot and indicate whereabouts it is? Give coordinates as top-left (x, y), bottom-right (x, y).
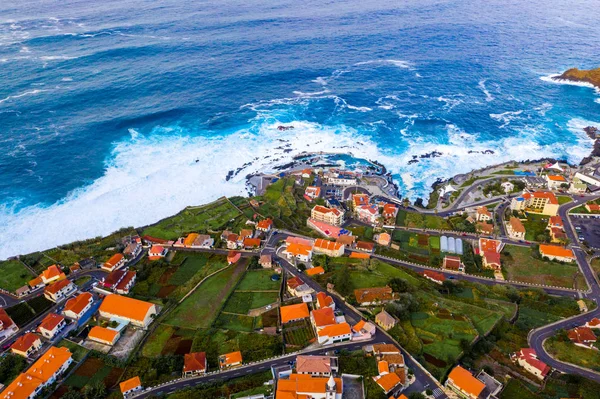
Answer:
top-left (571, 216), bottom-right (600, 249)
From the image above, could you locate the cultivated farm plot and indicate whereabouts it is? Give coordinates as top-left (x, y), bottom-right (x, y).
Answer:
top-left (283, 319), bottom-right (316, 349)
top-left (62, 357), bottom-right (122, 391)
top-left (502, 245), bottom-right (585, 289)
top-left (0, 260), bottom-right (34, 292)
top-left (164, 260), bottom-right (246, 329)
top-left (236, 269), bottom-right (281, 291)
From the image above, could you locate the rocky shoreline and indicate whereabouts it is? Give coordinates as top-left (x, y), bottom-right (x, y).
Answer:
top-left (553, 67), bottom-right (600, 89)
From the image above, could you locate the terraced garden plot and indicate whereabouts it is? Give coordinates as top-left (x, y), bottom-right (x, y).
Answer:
top-left (283, 319), bottom-right (316, 348)
top-left (164, 261), bottom-right (245, 329)
top-left (0, 260), bottom-right (34, 292)
top-left (502, 244), bottom-right (585, 289)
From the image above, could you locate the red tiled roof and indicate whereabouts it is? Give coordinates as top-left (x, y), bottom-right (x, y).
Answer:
top-left (37, 313), bottom-right (64, 332)
top-left (423, 270), bottom-right (446, 282)
top-left (356, 241), bottom-right (375, 251)
top-left (184, 352), bottom-right (207, 373)
top-left (64, 292), bottom-right (93, 316)
top-left (11, 333), bottom-right (40, 353)
top-left (311, 307), bottom-right (336, 327)
top-left (44, 279), bottom-right (73, 295)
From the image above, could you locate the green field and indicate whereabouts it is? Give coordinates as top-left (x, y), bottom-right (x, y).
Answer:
top-left (522, 213), bottom-right (550, 242)
top-left (56, 339), bottom-right (90, 362)
top-left (222, 291), bottom-right (279, 314)
top-left (348, 260), bottom-right (422, 289)
top-left (545, 334), bottom-right (600, 372)
top-left (500, 379), bottom-right (539, 399)
top-left (0, 260), bottom-right (33, 292)
top-left (502, 245), bottom-right (585, 288)
top-left (396, 210), bottom-right (451, 230)
top-left (214, 313), bottom-right (257, 332)
top-left (142, 198), bottom-right (242, 240)
top-left (236, 269), bottom-right (281, 291)
top-left (164, 262), bottom-right (245, 328)
top-left (557, 195), bottom-right (572, 205)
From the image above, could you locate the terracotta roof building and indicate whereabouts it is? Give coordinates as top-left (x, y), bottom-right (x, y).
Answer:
top-left (276, 374), bottom-right (342, 399)
top-left (316, 292), bottom-right (335, 310)
top-left (356, 241), bottom-right (375, 252)
top-left (311, 307), bottom-right (336, 329)
top-left (37, 313), bottom-right (66, 340)
top-left (375, 310), bottom-right (396, 331)
top-left (219, 351), bottom-right (243, 369)
top-left (295, 355), bottom-right (337, 376)
top-left (148, 245), bottom-right (168, 260)
top-left (98, 294), bottom-right (157, 328)
top-left (183, 352), bottom-right (207, 377)
top-left (317, 322), bottom-right (352, 345)
top-left (10, 333), bottom-right (42, 357)
top-left (63, 292), bottom-right (93, 320)
top-left (311, 205), bottom-right (344, 226)
top-left (102, 253), bottom-right (125, 271)
top-left (445, 366), bottom-right (485, 399)
top-left (256, 218), bottom-right (273, 232)
top-left (313, 238), bottom-right (344, 257)
top-left (88, 326), bottom-right (120, 346)
top-left (443, 255), bottom-right (464, 272)
top-left (0, 308), bottom-right (18, 342)
top-left (516, 348), bottom-right (551, 380)
top-left (354, 286), bottom-right (396, 305)
top-left (44, 279), bottom-right (76, 302)
top-left (539, 244), bottom-right (575, 262)
top-left (507, 217), bottom-right (526, 239)
top-left (120, 376), bottom-right (143, 396)
top-left (40, 265), bottom-right (66, 285)
top-left (280, 303), bottom-right (310, 324)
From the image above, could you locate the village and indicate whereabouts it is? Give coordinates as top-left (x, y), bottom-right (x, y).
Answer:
top-left (1, 157), bottom-right (600, 399)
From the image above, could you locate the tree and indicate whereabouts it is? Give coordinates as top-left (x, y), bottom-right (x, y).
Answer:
top-left (62, 389), bottom-right (84, 399)
top-left (83, 380), bottom-right (106, 399)
top-left (408, 393), bottom-right (426, 399)
top-left (333, 266), bottom-right (352, 297)
top-left (388, 277), bottom-right (409, 293)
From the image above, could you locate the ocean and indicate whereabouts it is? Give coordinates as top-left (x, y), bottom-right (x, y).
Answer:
top-left (0, 0), bottom-right (599, 259)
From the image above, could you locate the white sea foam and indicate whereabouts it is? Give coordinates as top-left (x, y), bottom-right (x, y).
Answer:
top-left (0, 89), bottom-right (47, 104)
top-left (436, 95), bottom-right (464, 111)
top-left (354, 59), bottom-right (413, 69)
top-left (345, 104), bottom-right (372, 112)
top-left (0, 111), bottom-right (595, 259)
top-left (39, 55), bottom-right (76, 61)
top-left (292, 89), bottom-right (330, 97)
top-left (595, 98), bottom-right (600, 104)
top-left (312, 77), bottom-right (328, 86)
top-left (478, 79), bottom-right (494, 102)
top-left (489, 110), bottom-right (524, 128)
top-left (540, 74), bottom-right (600, 93)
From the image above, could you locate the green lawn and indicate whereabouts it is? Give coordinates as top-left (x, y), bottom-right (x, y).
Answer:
top-left (56, 339), bottom-right (89, 362)
top-left (73, 276), bottom-right (91, 287)
top-left (500, 379), bottom-right (539, 399)
top-left (214, 313), bottom-right (256, 332)
top-left (222, 291), bottom-right (279, 314)
top-left (142, 324), bottom-right (176, 357)
top-left (522, 213), bottom-right (550, 241)
top-left (164, 262), bottom-right (245, 329)
top-left (0, 260), bottom-right (33, 292)
top-left (545, 335), bottom-right (600, 372)
top-left (348, 260), bottom-right (422, 289)
top-left (142, 198), bottom-right (241, 240)
top-left (236, 270), bottom-right (281, 291)
top-left (557, 195), bottom-right (572, 205)
top-left (502, 245), bottom-right (584, 288)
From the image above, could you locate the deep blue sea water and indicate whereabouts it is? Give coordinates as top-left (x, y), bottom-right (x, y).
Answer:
top-left (0, 0), bottom-right (599, 258)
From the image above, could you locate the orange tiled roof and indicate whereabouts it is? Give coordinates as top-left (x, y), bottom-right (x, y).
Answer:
top-left (509, 217), bottom-right (525, 233)
top-left (477, 206), bottom-right (492, 217)
top-left (306, 266), bottom-right (325, 276)
top-left (314, 238), bottom-right (343, 252)
top-left (479, 238), bottom-right (501, 253)
top-left (372, 344), bottom-right (400, 354)
top-left (316, 292), bottom-right (333, 308)
top-left (220, 351), bottom-right (242, 366)
top-left (287, 276), bottom-right (304, 290)
top-left (99, 294), bottom-right (154, 322)
top-left (353, 319), bottom-right (366, 332)
top-left (356, 241), bottom-right (375, 251)
top-left (88, 326), bottom-right (119, 343)
top-left (10, 333), bottom-right (40, 353)
top-left (549, 215), bottom-right (564, 226)
top-left (286, 243), bottom-right (313, 257)
top-left (483, 251), bottom-right (501, 265)
top-left (336, 235), bottom-right (356, 245)
top-left (443, 256), bottom-right (462, 270)
top-left (257, 218), bottom-right (273, 229)
top-left (423, 270), bottom-right (446, 282)
top-left (447, 366), bottom-right (485, 398)
top-left (539, 244), bottom-right (575, 259)
top-left (105, 253), bottom-right (124, 268)
top-left (316, 322), bottom-right (351, 338)
top-left (44, 279), bottom-right (73, 295)
top-left (280, 303), bottom-right (310, 323)
top-left (184, 352), bottom-right (207, 373)
top-left (277, 374), bottom-right (342, 396)
top-left (547, 174), bottom-right (566, 181)
top-left (0, 373), bottom-right (43, 399)
top-left (27, 346), bottom-right (72, 383)
top-left (120, 376), bottom-right (142, 393)
top-left (313, 205), bottom-right (341, 216)
top-left (184, 233), bottom-right (199, 247)
top-left (240, 229), bottom-right (253, 238)
top-left (64, 292), bottom-right (92, 316)
top-left (243, 237), bottom-right (261, 247)
top-left (349, 252), bottom-right (370, 259)
top-left (476, 222), bottom-right (494, 234)
top-left (378, 360), bottom-right (389, 374)
top-left (38, 313), bottom-right (64, 333)
top-left (286, 236), bottom-right (314, 247)
top-left (311, 307), bottom-right (336, 327)
top-left (41, 265), bottom-right (63, 281)
top-left (373, 372), bottom-right (402, 392)
top-left (28, 276), bottom-right (43, 288)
